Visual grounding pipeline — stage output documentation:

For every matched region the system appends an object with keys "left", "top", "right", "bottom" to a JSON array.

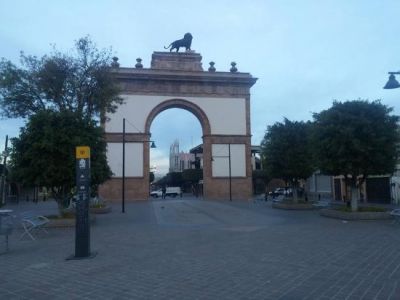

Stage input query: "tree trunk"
[
  {"left": 292, "top": 181, "right": 298, "bottom": 203},
  {"left": 52, "top": 186, "right": 67, "bottom": 214},
  {"left": 350, "top": 184, "right": 359, "bottom": 212}
]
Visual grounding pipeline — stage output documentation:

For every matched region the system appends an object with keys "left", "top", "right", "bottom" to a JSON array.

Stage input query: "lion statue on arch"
[{"left": 164, "top": 33, "right": 193, "bottom": 52}]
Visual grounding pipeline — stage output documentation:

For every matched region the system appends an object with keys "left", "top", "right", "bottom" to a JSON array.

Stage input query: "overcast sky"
[{"left": 1, "top": 0, "right": 400, "bottom": 175}]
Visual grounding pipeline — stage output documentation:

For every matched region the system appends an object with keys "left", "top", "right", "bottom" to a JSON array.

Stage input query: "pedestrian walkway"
[{"left": 0, "top": 198, "right": 399, "bottom": 299}]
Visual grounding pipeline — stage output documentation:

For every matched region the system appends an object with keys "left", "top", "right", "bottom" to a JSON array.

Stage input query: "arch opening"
[
  {"left": 145, "top": 98, "right": 211, "bottom": 136},
  {"left": 148, "top": 102, "right": 206, "bottom": 198}
]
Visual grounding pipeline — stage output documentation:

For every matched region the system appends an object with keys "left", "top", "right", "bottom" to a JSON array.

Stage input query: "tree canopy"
[
  {"left": 182, "top": 169, "right": 203, "bottom": 184},
  {"left": 313, "top": 100, "right": 399, "bottom": 182},
  {"left": 165, "top": 172, "right": 184, "bottom": 187},
  {"left": 313, "top": 100, "right": 399, "bottom": 210},
  {"left": 0, "top": 36, "right": 122, "bottom": 122},
  {"left": 9, "top": 110, "right": 111, "bottom": 205},
  {"left": 1, "top": 36, "right": 122, "bottom": 205},
  {"left": 261, "top": 118, "right": 315, "bottom": 190},
  {"left": 149, "top": 172, "right": 155, "bottom": 184}
]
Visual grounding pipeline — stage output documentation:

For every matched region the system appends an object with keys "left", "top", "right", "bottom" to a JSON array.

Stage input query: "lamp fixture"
[{"left": 383, "top": 72, "right": 400, "bottom": 89}]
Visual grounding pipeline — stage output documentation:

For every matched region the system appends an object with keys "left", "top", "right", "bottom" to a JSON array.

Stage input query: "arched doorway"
[
  {"left": 99, "top": 51, "right": 257, "bottom": 201},
  {"left": 148, "top": 105, "right": 204, "bottom": 196}
]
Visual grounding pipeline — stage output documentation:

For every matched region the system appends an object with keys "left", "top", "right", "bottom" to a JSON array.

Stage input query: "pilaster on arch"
[{"left": 144, "top": 98, "right": 211, "bottom": 135}]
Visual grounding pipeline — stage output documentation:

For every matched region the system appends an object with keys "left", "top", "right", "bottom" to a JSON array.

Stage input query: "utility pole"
[
  {"left": 228, "top": 143, "right": 232, "bottom": 201},
  {"left": 122, "top": 118, "right": 126, "bottom": 213},
  {"left": 1, "top": 135, "right": 8, "bottom": 206}
]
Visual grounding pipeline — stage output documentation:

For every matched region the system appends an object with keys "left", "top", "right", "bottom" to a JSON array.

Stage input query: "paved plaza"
[{"left": 1, "top": 197, "right": 400, "bottom": 299}]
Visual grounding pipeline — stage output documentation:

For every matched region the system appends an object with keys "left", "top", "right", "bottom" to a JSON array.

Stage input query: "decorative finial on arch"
[
  {"left": 111, "top": 57, "right": 120, "bottom": 68},
  {"left": 208, "top": 61, "right": 216, "bottom": 72},
  {"left": 135, "top": 58, "right": 143, "bottom": 69},
  {"left": 230, "top": 62, "right": 237, "bottom": 73}
]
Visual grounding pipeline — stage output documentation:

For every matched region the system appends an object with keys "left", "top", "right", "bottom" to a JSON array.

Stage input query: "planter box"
[
  {"left": 319, "top": 209, "right": 391, "bottom": 220},
  {"left": 89, "top": 206, "right": 112, "bottom": 214},
  {"left": 45, "top": 215, "right": 96, "bottom": 228}
]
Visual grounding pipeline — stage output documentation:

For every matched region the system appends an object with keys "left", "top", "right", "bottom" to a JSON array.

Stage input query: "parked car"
[
  {"left": 150, "top": 190, "right": 163, "bottom": 198},
  {"left": 268, "top": 187, "right": 304, "bottom": 198},
  {"left": 269, "top": 187, "right": 291, "bottom": 197},
  {"left": 150, "top": 187, "right": 182, "bottom": 198}
]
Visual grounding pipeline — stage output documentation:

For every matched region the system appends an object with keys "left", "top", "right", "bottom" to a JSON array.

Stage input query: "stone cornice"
[
  {"left": 111, "top": 68, "right": 257, "bottom": 97},
  {"left": 113, "top": 67, "right": 257, "bottom": 85}
]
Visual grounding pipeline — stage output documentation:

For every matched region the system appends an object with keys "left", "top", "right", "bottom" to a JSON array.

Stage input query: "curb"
[
  {"left": 272, "top": 202, "right": 314, "bottom": 210},
  {"left": 319, "top": 209, "right": 391, "bottom": 220}
]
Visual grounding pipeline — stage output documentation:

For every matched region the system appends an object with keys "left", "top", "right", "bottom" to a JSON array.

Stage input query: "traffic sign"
[{"left": 76, "top": 146, "right": 90, "bottom": 159}]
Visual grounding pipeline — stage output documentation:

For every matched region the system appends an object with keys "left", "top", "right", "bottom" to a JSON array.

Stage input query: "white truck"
[{"left": 150, "top": 187, "right": 182, "bottom": 198}]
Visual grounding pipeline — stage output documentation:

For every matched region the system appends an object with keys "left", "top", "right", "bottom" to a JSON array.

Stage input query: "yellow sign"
[{"left": 76, "top": 146, "right": 90, "bottom": 159}]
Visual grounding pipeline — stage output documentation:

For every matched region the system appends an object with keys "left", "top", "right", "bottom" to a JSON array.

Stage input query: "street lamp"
[
  {"left": 383, "top": 72, "right": 400, "bottom": 89},
  {"left": 383, "top": 72, "right": 400, "bottom": 206},
  {"left": 1, "top": 135, "right": 8, "bottom": 205},
  {"left": 122, "top": 118, "right": 156, "bottom": 213}
]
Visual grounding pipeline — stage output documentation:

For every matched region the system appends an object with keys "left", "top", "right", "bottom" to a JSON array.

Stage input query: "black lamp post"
[
  {"left": 383, "top": 72, "right": 400, "bottom": 89},
  {"left": 1, "top": 135, "right": 8, "bottom": 205},
  {"left": 122, "top": 118, "right": 156, "bottom": 213},
  {"left": 383, "top": 72, "right": 400, "bottom": 206}
]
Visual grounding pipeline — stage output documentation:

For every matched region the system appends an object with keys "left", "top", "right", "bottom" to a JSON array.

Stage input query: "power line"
[{"left": 113, "top": 111, "right": 142, "bottom": 133}]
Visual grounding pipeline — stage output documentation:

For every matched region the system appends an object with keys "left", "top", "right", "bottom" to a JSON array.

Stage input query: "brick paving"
[{"left": 0, "top": 198, "right": 399, "bottom": 299}]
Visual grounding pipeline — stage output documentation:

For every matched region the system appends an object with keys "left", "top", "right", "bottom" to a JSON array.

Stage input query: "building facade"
[{"left": 169, "top": 140, "right": 194, "bottom": 172}]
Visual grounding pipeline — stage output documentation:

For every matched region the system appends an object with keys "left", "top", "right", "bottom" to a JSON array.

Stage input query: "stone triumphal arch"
[{"left": 99, "top": 51, "right": 257, "bottom": 201}]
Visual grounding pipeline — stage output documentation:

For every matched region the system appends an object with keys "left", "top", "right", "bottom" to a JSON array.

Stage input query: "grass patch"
[
  {"left": 282, "top": 197, "right": 310, "bottom": 204},
  {"left": 45, "top": 212, "right": 75, "bottom": 219},
  {"left": 336, "top": 206, "right": 386, "bottom": 213}
]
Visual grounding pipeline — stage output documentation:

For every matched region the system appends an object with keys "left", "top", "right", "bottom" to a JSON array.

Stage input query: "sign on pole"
[{"left": 73, "top": 146, "right": 92, "bottom": 258}]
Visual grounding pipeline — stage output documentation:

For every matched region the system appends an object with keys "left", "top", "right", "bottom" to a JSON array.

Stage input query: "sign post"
[{"left": 70, "top": 146, "right": 95, "bottom": 259}]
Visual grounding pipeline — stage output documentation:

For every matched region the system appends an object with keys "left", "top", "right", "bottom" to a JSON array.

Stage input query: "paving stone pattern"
[{"left": 0, "top": 198, "right": 399, "bottom": 299}]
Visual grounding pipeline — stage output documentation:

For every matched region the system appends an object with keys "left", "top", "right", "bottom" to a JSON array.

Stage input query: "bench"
[
  {"left": 0, "top": 210, "right": 14, "bottom": 252},
  {"left": 20, "top": 212, "right": 50, "bottom": 240},
  {"left": 390, "top": 209, "right": 400, "bottom": 224}
]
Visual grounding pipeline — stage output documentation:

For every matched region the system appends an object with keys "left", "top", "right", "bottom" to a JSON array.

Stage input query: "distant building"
[
  {"left": 189, "top": 144, "right": 203, "bottom": 169},
  {"left": 169, "top": 140, "right": 194, "bottom": 172},
  {"left": 251, "top": 145, "right": 262, "bottom": 170},
  {"left": 305, "top": 167, "right": 400, "bottom": 205},
  {"left": 169, "top": 140, "right": 180, "bottom": 172},
  {"left": 305, "top": 171, "right": 333, "bottom": 201},
  {"left": 332, "top": 168, "right": 400, "bottom": 205}
]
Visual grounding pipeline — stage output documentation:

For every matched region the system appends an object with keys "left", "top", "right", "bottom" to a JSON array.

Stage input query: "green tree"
[
  {"left": 149, "top": 172, "right": 155, "bottom": 184},
  {"left": 261, "top": 118, "right": 314, "bottom": 201},
  {"left": 0, "top": 36, "right": 122, "bottom": 206},
  {"left": 0, "top": 36, "right": 122, "bottom": 122},
  {"left": 313, "top": 100, "right": 399, "bottom": 211},
  {"left": 252, "top": 169, "right": 270, "bottom": 195},
  {"left": 9, "top": 110, "right": 111, "bottom": 208},
  {"left": 166, "top": 172, "right": 184, "bottom": 187},
  {"left": 182, "top": 169, "right": 203, "bottom": 184}
]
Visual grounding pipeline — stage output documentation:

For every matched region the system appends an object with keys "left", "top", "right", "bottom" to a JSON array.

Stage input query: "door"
[{"left": 366, "top": 177, "right": 391, "bottom": 204}]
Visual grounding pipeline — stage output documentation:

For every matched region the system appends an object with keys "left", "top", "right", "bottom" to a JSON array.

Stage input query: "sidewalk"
[{"left": 0, "top": 198, "right": 399, "bottom": 299}]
